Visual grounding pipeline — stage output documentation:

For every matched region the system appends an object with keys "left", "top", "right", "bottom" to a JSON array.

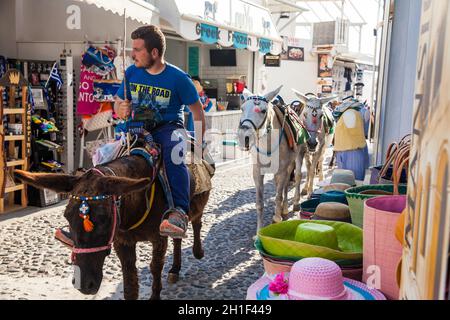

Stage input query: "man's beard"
[{"left": 144, "top": 57, "right": 156, "bottom": 69}]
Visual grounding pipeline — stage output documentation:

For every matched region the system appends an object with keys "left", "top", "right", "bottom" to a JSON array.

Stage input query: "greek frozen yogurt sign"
[{"left": 195, "top": 22, "right": 274, "bottom": 54}]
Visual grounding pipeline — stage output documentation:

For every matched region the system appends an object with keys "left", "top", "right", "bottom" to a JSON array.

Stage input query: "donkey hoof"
[
  {"left": 193, "top": 248, "right": 204, "bottom": 260},
  {"left": 293, "top": 204, "right": 301, "bottom": 212},
  {"left": 167, "top": 273, "right": 179, "bottom": 284},
  {"left": 150, "top": 294, "right": 161, "bottom": 300}
]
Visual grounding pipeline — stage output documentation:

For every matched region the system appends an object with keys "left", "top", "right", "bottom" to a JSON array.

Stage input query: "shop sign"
[
  {"left": 195, "top": 22, "right": 273, "bottom": 53},
  {"left": 232, "top": 32, "right": 250, "bottom": 49},
  {"left": 196, "top": 23, "right": 220, "bottom": 44},
  {"left": 264, "top": 54, "right": 281, "bottom": 67}
]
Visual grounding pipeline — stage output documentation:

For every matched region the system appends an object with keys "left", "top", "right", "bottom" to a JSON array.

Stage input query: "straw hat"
[
  {"left": 322, "top": 183, "right": 352, "bottom": 192},
  {"left": 331, "top": 169, "right": 356, "bottom": 186},
  {"left": 247, "top": 258, "right": 386, "bottom": 300},
  {"left": 320, "top": 190, "right": 348, "bottom": 205},
  {"left": 313, "top": 202, "right": 352, "bottom": 223},
  {"left": 258, "top": 220, "right": 363, "bottom": 261}
]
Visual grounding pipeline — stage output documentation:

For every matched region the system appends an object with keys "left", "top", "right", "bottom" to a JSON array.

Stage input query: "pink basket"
[{"left": 363, "top": 196, "right": 406, "bottom": 300}]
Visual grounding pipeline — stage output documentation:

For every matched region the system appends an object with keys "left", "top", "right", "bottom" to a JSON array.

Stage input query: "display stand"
[{"left": 0, "top": 69, "right": 31, "bottom": 214}]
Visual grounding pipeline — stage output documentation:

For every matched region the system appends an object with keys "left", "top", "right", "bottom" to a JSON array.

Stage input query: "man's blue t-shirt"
[{"left": 117, "top": 63, "right": 199, "bottom": 130}]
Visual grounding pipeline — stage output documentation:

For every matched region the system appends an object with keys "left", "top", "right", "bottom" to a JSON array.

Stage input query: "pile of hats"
[
  {"left": 247, "top": 258, "right": 386, "bottom": 300},
  {"left": 299, "top": 169, "right": 355, "bottom": 223},
  {"left": 255, "top": 219, "right": 364, "bottom": 282}
]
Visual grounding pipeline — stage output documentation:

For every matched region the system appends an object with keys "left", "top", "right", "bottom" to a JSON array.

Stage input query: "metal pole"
[{"left": 369, "top": 0, "right": 383, "bottom": 143}]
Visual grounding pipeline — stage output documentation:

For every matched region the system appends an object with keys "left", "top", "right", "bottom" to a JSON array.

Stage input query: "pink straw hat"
[{"left": 247, "top": 258, "right": 385, "bottom": 300}]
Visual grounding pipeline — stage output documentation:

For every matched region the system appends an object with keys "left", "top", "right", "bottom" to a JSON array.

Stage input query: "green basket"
[
  {"left": 254, "top": 238, "right": 362, "bottom": 267},
  {"left": 344, "top": 184, "right": 408, "bottom": 228},
  {"left": 258, "top": 220, "right": 363, "bottom": 261}
]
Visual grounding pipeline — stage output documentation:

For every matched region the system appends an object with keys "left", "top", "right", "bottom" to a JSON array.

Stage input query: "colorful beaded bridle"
[{"left": 69, "top": 168, "right": 120, "bottom": 259}]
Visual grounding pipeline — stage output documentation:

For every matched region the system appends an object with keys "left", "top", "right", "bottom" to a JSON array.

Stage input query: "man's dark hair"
[{"left": 131, "top": 25, "right": 166, "bottom": 57}]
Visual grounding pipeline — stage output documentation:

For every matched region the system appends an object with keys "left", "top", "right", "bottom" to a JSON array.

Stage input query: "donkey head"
[
  {"left": 292, "top": 89, "right": 336, "bottom": 152},
  {"left": 14, "top": 169, "right": 150, "bottom": 295},
  {"left": 237, "top": 86, "right": 283, "bottom": 151}
]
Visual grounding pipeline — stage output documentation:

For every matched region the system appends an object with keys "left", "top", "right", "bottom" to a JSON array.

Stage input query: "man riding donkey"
[{"left": 113, "top": 25, "right": 206, "bottom": 239}]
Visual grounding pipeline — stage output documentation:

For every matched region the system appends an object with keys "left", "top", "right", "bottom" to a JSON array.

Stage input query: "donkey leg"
[
  {"left": 282, "top": 161, "right": 295, "bottom": 219},
  {"left": 273, "top": 173, "right": 287, "bottom": 224},
  {"left": 191, "top": 192, "right": 208, "bottom": 260},
  {"left": 301, "top": 156, "right": 312, "bottom": 196},
  {"left": 150, "top": 237, "right": 168, "bottom": 300},
  {"left": 317, "top": 154, "right": 325, "bottom": 181},
  {"left": 253, "top": 167, "right": 265, "bottom": 235},
  {"left": 115, "top": 242, "right": 139, "bottom": 300},
  {"left": 168, "top": 238, "right": 182, "bottom": 284},
  {"left": 293, "top": 153, "right": 304, "bottom": 212}
]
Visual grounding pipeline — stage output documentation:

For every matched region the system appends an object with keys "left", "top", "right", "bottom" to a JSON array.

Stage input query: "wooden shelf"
[
  {"left": 5, "top": 184, "right": 25, "bottom": 193},
  {"left": 3, "top": 108, "right": 25, "bottom": 115},
  {"left": 5, "top": 135, "right": 25, "bottom": 141},
  {"left": 0, "top": 204, "right": 25, "bottom": 214},
  {"left": 6, "top": 160, "right": 26, "bottom": 167}
]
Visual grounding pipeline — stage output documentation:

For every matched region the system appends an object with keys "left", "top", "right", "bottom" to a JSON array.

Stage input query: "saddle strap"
[{"left": 127, "top": 183, "right": 156, "bottom": 231}]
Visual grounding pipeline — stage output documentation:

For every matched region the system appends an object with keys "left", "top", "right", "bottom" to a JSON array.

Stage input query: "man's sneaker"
[
  {"left": 159, "top": 208, "right": 188, "bottom": 239},
  {"left": 55, "top": 228, "right": 74, "bottom": 248}
]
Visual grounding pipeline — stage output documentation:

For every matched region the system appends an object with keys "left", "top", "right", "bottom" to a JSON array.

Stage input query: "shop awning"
[
  {"left": 73, "top": 0, "right": 159, "bottom": 25},
  {"left": 159, "top": 0, "right": 283, "bottom": 55}
]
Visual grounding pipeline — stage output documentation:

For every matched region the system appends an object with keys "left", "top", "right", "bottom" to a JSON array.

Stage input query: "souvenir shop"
[{"left": 0, "top": 0, "right": 159, "bottom": 213}]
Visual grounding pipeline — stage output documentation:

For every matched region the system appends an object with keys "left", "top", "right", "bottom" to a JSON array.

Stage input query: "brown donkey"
[{"left": 15, "top": 155, "right": 211, "bottom": 300}]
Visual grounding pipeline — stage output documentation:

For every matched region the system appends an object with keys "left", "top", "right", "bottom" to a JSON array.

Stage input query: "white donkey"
[
  {"left": 237, "top": 86, "right": 301, "bottom": 234},
  {"left": 291, "top": 90, "right": 336, "bottom": 210}
]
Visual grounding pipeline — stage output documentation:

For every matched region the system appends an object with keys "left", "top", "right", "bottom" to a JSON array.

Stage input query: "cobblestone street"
[{"left": 0, "top": 157, "right": 332, "bottom": 300}]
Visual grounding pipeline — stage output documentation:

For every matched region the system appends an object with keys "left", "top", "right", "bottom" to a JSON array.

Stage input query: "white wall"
[{"left": 266, "top": 39, "right": 318, "bottom": 103}]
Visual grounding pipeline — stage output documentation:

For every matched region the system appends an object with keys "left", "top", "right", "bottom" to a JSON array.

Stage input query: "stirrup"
[{"left": 160, "top": 208, "right": 188, "bottom": 239}]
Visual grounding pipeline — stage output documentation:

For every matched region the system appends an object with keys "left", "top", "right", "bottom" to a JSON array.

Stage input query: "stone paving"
[{"left": 0, "top": 156, "right": 333, "bottom": 300}]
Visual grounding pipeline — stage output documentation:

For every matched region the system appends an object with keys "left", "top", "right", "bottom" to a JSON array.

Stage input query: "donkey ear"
[
  {"left": 319, "top": 95, "right": 338, "bottom": 105},
  {"left": 14, "top": 170, "right": 80, "bottom": 193},
  {"left": 240, "top": 88, "right": 253, "bottom": 104},
  {"left": 292, "top": 89, "right": 310, "bottom": 105},
  {"left": 98, "top": 177, "right": 152, "bottom": 196},
  {"left": 264, "top": 85, "right": 283, "bottom": 102}
]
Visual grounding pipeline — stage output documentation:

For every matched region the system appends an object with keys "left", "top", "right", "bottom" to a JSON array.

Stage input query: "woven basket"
[
  {"left": 363, "top": 196, "right": 406, "bottom": 300},
  {"left": 344, "top": 184, "right": 407, "bottom": 228}
]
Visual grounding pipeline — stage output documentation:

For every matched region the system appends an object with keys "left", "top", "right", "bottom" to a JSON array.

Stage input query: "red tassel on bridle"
[{"left": 80, "top": 214, "right": 94, "bottom": 232}]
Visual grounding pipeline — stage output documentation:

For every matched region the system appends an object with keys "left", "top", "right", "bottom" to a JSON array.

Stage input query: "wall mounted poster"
[
  {"left": 318, "top": 54, "right": 332, "bottom": 77},
  {"left": 287, "top": 46, "right": 304, "bottom": 61}
]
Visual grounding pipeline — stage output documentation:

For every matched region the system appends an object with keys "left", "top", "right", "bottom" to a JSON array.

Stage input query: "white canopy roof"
[{"left": 73, "top": 0, "right": 159, "bottom": 25}]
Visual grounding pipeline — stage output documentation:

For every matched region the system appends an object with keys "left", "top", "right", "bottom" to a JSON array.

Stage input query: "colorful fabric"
[
  {"left": 81, "top": 46, "right": 116, "bottom": 76},
  {"left": 336, "top": 146, "right": 369, "bottom": 181},
  {"left": 117, "top": 64, "right": 199, "bottom": 131}
]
